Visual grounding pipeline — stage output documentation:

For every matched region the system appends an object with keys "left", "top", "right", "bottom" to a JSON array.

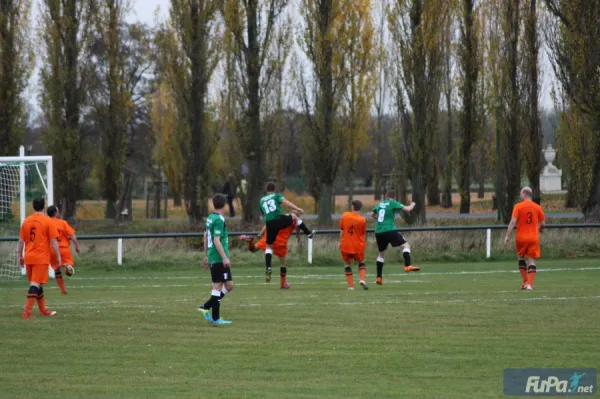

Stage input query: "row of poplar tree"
[{"left": 0, "top": 0, "right": 598, "bottom": 225}]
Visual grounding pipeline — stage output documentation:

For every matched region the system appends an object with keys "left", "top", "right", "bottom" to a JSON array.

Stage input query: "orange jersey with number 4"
[
  {"left": 339, "top": 212, "right": 366, "bottom": 254},
  {"left": 52, "top": 219, "right": 75, "bottom": 250},
  {"left": 19, "top": 214, "right": 59, "bottom": 265},
  {"left": 512, "top": 200, "right": 545, "bottom": 242}
]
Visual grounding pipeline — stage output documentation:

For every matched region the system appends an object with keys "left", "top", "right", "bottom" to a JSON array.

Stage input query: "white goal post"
[{"left": 0, "top": 146, "right": 54, "bottom": 279}]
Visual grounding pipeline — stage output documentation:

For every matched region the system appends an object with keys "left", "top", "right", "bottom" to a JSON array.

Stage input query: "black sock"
[
  {"left": 376, "top": 260, "right": 384, "bottom": 278},
  {"left": 202, "top": 290, "right": 221, "bottom": 310},
  {"left": 265, "top": 253, "right": 272, "bottom": 270},
  {"left": 403, "top": 251, "right": 411, "bottom": 266},
  {"left": 280, "top": 267, "right": 287, "bottom": 278},
  {"left": 211, "top": 296, "right": 220, "bottom": 321},
  {"left": 27, "top": 285, "right": 39, "bottom": 299},
  {"left": 298, "top": 221, "right": 311, "bottom": 235}
]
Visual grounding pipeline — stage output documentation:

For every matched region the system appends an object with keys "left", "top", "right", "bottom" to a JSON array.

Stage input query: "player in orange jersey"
[
  {"left": 17, "top": 198, "right": 61, "bottom": 318},
  {"left": 240, "top": 211, "right": 301, "bottom": 289},
  {"left": 339, "top": 200, "right": 368, "bottom": 290},
  {"left": 504, "top": 187, "right": 546, "bottom": 291},
  {"left": 47, "top": 205, "right": 81, "bottom": 294}
]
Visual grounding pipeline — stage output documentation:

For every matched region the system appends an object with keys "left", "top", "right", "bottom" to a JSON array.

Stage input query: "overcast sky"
[{"left": 28, "top": 0, "right": 555, "bottom": 116}]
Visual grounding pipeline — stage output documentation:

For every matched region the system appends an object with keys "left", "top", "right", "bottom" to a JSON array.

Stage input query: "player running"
[
  {"left": 260, "top": 182, "right": 313, "bottom": 282},
  {"left": 199, "top": 194, "right": 234, "bottom": 326},
  {"left": 47, "top": 205, "right": 81, "bottom": 294},
  {"left": 240, "top": 211, "right": 301, "bottom": 289},
  {"left": 18, "top": 198, "right": 61, "bottom": 318},
  {"left": 340, "top": 200, "right": 368, "bottom": 290},
  {"left": 504, "top": 187, "right": 545, "bottom": 291},
  {"left": 372, "top": 190, "right": 420, "bottom": 285}
]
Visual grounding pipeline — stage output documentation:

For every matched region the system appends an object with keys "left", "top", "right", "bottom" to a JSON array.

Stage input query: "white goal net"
[{"left": 0, "top": 147, "right": 54, "bottom": 280}]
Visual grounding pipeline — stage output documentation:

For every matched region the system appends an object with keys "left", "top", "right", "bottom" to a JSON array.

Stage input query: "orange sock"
[
  {"left": 55, "top": 272, "right": 67, "bottom": 294},
  {"left": 36, "top": 288, "right": 47, "bottom": 312},
  {"left": 527, "top": 266, "right": 537, "bottom": 286},
  {"left": 25, "top": 287, "right": 38, "bottom": 313},
  {"left": 518, "top": 260, "right": 527, "bottom": 283},
  {"left": 359, "top": 264, "right": 366, "bottom": 281},
  {"left": 345, "top": 266, "right": 353, "bottom": 288},
  {"left": 280, "top": 267, "right": 287, "bottom": 287}
]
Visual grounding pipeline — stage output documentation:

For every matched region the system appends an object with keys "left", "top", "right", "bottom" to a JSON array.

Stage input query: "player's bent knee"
[{"left": 225, "top": 281, "right": 234, "bottom": 291}]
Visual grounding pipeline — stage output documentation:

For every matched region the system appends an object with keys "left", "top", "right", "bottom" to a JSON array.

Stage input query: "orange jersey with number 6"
[
  {"left": 19, "top": 214, "right": 59, "bottom": 265},
  {"left": 339, "top": 212, "right": 366, "bottom": 254}
]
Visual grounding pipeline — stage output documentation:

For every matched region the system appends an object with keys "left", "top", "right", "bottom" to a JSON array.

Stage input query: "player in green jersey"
[
  {"left": 198, "top": 194, "right": 233, "bottom": 326},
  {"left": 260, "top": 182, "right": 314, "bottom": 282},
  {"left": 372, "top": 190, "right": 420, "bottom": 285}
]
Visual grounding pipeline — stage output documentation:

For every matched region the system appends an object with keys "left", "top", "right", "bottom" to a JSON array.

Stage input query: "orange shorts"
[
  {"left": 341, "top": 251, "right": 365, "bottom": 263},
  {"left": 516, "top": 239, "right": 540, "bottom": 259},
  {"left": 50, "top": 251, "right": 74, "bottom": 270},
  {"left": 255, "top": 240, "right": 288, "bottom": 258},
  {"left": 26, "top": 264, "right": 49, "bottom": 284}
]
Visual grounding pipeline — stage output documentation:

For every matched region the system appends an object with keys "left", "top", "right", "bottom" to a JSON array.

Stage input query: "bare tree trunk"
[
  {"left": 318, "top": 183, "right": 333, "bottom": 227},
  {"left": 524, "top": 0, "right": 542, "bottom": 205},
  {"left": 117, "top": 169, "right": 135, "bottom": 222},
  {"left": 373, "top": 129, "right": 382, "bottom": 200}
]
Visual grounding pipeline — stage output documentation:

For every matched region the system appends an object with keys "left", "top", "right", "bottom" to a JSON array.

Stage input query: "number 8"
[{"left": 377, "top": 209, "right": 385, "bottom": 222}]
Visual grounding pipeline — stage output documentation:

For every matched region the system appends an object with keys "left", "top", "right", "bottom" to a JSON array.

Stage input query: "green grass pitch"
[{"left": 1, "top": 260, "right": 599, "bottom": 398}]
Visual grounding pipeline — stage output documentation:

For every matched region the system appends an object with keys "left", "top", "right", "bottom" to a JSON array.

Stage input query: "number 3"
[{"left": 526, "top": 212, "right": 533, "bottom": 224}]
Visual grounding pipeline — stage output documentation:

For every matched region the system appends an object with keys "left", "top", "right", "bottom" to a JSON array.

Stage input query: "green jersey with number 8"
[
  {"left": 373, "top": 200, "right": 404, "bottom": 233},
  {"left": 206, "top": 213, "right": 229, "bottom": 264},
  {"left": 260, "top": 193, "right": 284, "bottom": 222}
]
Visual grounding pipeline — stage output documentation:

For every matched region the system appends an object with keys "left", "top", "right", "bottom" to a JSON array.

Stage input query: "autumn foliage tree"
[
  {"left": 156, "top": 0, "right": 221, "bottom": 223},
  {"left": 388, "top": 0, "right": 449, "bottom": 224},
  {"left": 221, "top": 0, "right": 290, "bottom": 223},
  {"left": 39, "top": 0, "right": 95, "bottom": 220},
  {"left": 0, "top": 0, "right": 33, "bottom": 156},
  {"left": 545, "top": 0, "right": 600, "bottom": 221},
  {"left": 339, "top": 0, "right": 376, "bottom": 208}
]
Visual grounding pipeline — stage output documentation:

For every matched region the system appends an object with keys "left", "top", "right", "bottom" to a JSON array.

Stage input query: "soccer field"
[{"left": 1, "top": 260, "right": 599, "bottom": 398}]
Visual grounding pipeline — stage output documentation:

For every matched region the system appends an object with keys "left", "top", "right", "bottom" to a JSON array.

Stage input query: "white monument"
[{"left": 540, "top": 144, "right": 562, "bottom": 193}]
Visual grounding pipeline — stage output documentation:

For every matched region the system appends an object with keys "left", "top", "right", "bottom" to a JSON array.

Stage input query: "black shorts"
[
  {"left": 265, "top": 215, "right": 294, "bottom": 245},
  {"left": 375, "top": 231, "right": 407, "bottom": 252},
  {"left": 210, "top": 262, "right": 233, "bottom": 283}
]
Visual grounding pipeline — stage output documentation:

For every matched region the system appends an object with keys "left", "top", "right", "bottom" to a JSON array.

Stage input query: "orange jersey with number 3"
[
  {"left": 339, "top": 212, "right": 367, "bottom": 254},
  {"left": 19, "top": 213, "right": 59, "bottom": 265},
  {"left": 512, "top": 200, "right": 545, "bottom": 259},
  {"left": 513, "top": 200, "right": 545, "bottom": 242}
]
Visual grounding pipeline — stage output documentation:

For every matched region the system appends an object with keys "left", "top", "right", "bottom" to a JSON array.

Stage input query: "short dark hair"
[
  {"left": 47, "top": 205, "right": 59, "bottom": 218},
  {"left": 265, "top": 181, "right": 277, "bottom": 193},
  {"left": 351, "top": 200, "right": 362, "bottom": 211},
  {"left": 386, "top": 190, "right": 396, "bottom": 199},
  {"left": 32, "top": 197, "right": 45, "bottom": 212},
  {"left": 212, "top": 193, "right": 227, "bottom": 210}
]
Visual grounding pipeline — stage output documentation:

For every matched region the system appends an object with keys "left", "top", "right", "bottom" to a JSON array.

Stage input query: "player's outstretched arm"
[
  {"left": 281, "top": 198, "right": 304, "bottom": 214},
  {"left": 504, "top": 217, "right": 518, "bottom": 245},
  {"left": 370, "top": 211, "right": 377, "bottom": 220},
  {"left": 402, "top": 202, "right": 416, "bottom": 213},
  {"left": 17, "top": 239, "right": 25, "bottom": 266},
  {"left": 258, "top": 226, "right": 266, "bottom": 238},
  {"left": 69, "top": 234, "right": 81, "bottom": 254}
]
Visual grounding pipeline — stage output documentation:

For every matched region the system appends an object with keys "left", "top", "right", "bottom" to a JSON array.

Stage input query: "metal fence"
[{"left": 3, "top": 223, "right": 600, "bottom": 265}]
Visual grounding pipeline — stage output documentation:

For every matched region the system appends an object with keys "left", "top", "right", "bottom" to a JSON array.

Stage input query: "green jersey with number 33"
[
  {"left": 260, "top": 193, "right": 284, "bottom": 222},
  {"left": 206, "top": 213, "right": 229, "bottom": 264},
  {"left": 373, "top": 200, "right": 404, "bottom": 233}
]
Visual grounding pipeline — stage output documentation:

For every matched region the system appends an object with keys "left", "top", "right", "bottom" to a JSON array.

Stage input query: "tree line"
[{"left": 0, "top": 0, "right": 598, "bottom": 225}]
